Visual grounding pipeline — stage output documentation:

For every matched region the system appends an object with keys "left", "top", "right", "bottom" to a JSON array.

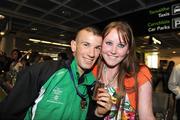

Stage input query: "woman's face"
[{"left": 102, "top": 28, "right": 129, "bottom": 68}]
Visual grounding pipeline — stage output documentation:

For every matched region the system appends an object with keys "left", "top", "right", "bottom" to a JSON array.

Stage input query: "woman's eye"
[
  {"left": 117, "top": 44, "right": 125, "bottom": 48},
  {"left": 106, "top": 42, "right": 112, "bottom": 45}
]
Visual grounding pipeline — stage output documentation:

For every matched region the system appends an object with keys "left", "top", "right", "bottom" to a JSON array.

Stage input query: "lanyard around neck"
[{"left": 65, "top": 62, "right": 86, "bottom": 100}]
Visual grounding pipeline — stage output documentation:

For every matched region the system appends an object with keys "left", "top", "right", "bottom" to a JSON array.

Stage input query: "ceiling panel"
[
  {"left": 89, "top": 7, "right": 116, "bottom": 20},
  {"left": 66, "top": 0, "right": 100, "bottom": 12},
  {"left": 18, "top": 6, "right": 44, "bottom": 17},
  {"left": 25, "top": 0, "right": 58, "bottom": 11},
  {"left": 53, "top": 6, "right": 80, "bottom": 19},
  {"left": 43, "top": 14, "right": 65, "bottom": 23},
  {"left": 73, "top": 15, "right": 97, "bottom": 25},
  {"left": 108, "top": 0, "right": 141, "bottom": 14},
  {"left": 0, "top": 1, "right": 18, "bottom": 10}
]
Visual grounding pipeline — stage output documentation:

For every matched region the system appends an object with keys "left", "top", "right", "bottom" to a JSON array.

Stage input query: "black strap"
[{"left": 65, "top": 62, "right": 87, "bottom": 100}]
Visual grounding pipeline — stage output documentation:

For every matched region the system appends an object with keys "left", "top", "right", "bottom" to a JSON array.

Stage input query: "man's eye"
[
  {"left": 117, "top": 44, "right": 125, "bottom": 48},
  {"left": 83, "top": 43, "right": 89, "bottom": 47},
  {"left": 95, "top": 46, "right": 101, "bottom": 50}
]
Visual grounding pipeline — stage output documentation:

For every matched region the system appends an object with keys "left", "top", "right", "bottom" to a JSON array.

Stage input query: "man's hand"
[{"left": 14, "top": 62, "right": 23, "bottom": 72}]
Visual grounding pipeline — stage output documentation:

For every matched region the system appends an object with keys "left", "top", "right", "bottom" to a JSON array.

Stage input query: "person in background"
[
  {"left": 3, "top": 49, "right": 24, "bottom": 92},
  {"left": 0, "top": 51, "right": 10, "bottom": 91},
  {"left": 168, "top": 64, "right": 180, "bottom": 120},
  {"left": 0, "top": 26, "right": 112, "bottom": 120},
  {"left": 28, "top": 51, "right": 42, "bottom": 65},
  {"left": 89, "top": 21, "right": 155, "bottom": 120},
  {"left": 41, "top": 55, "right": 53, "bottom": 61},
  {"left": 10, "top": 49, "right": 22, "bottom": 60},
  {"left": 163, "top": 61, "right": 175, "bottom": 93},
  {"left": 0, "top": 50, "right": 10, "bottom": 73},
  {"left": 9, "top": 49, "right": 22, "bottom": 70},
  {"left": 58, "top": 52, "right": 68, "bottom": 61}
]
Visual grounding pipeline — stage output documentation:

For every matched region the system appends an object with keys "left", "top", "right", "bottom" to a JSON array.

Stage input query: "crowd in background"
[{"left": 0, "top": 49, "right": 68, "bottom": 94}]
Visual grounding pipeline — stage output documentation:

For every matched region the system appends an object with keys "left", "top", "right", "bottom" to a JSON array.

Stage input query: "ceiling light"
[
  {"left": 31, "top": 27, "right": 38, "bottom": 31},
  {"left": 0, "top": 32, "right": 5, "bottom": 36},
  {"left": 51, "top": 42, "right": 70, "bottom": 47},
  {"left": 41, "top": 40, "right": 51, "bottom": 44},
  {"left": 0, "top": 14, "right": 5, "bottom": 20},
  {"left": 152, "top": 37, "right": 161, "bottom": 45},
  {"left": 61, "top": 10, "right": 71, "bottom": 17},
  {"left": 144, "top": 36, "right": 150, "bottom": 39},
  {"left": 25, "top": 43, "right": 30, "bottom": 46},
  {"left": 29, "top": 38, "right": 70, "bottom": 47},
  {"left": 177, "top": 32, "right": 180, "bottom": 35},
  {"left": 140, "top": 45, "right": 146, "bottom": 48},
  {"left": 172, "top": 51, "right": 176, "bottom": 54},
  {"left": 59, "top": 34, "right": 64, "bottom": 37},
  {"left": 29, "top": 38, "right": 40, "bottom": 43}
]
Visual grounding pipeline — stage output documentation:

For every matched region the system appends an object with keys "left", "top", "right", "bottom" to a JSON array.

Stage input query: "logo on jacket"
[{"left": 47, "top": 87, "right": 63, "bottom": 104}]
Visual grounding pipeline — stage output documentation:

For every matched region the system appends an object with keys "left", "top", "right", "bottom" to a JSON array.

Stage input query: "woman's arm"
[{"left": 138, "top": 81, "right": 155, "bottom": 120}]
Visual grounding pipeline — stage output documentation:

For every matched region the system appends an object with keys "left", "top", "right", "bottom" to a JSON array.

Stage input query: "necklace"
[{"left": 102, "top": 65, "right": 119, "bottom": 87}]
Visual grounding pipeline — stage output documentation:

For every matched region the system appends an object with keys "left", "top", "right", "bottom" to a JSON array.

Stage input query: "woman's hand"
[{"left": 95, "top": 88, "right": 112, "bottom": 117}]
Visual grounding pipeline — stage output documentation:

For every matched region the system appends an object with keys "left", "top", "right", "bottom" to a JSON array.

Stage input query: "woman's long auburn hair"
[{"left": 97, "top": 21, "right": 140, "bottom": 97}]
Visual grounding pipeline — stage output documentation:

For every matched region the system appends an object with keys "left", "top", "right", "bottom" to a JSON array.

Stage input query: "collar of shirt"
[{"left": 70, "top": 58, "right": 96, "bottom": 86}]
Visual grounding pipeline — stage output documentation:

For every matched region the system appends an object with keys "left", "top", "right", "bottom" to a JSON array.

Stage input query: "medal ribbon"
[{"left": 65, "top": 62, "right": 87, "bottom": 109}]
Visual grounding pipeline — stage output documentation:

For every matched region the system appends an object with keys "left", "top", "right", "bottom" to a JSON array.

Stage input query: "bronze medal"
[{"left": 80, "top": 99, "right": 87, "bottom": 109}]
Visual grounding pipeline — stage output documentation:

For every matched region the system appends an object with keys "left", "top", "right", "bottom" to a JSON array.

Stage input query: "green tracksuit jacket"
[{"left": 24, "top": 59, "right": 96, "bottom": 120}]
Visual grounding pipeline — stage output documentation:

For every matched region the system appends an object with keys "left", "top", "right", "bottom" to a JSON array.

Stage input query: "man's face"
[
  {"left": 11, "top": 51, "right": 19, "bottom": 60},
  {"left": 71, "top": 29, "right": 102, "bottom": 75}
]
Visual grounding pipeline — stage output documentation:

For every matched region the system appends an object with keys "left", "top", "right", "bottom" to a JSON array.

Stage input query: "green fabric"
[{"left": 25, "top": 59, "right": 96, "bottom": 120}]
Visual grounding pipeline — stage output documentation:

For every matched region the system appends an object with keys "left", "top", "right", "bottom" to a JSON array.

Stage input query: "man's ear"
[{"left": 71, "top": 40, "right": 76, "bottom": 52}]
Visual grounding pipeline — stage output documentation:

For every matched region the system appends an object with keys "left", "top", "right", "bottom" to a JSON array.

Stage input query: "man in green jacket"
[{"left": 0, "top": 26, "right": 112, "bottom": 120}]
